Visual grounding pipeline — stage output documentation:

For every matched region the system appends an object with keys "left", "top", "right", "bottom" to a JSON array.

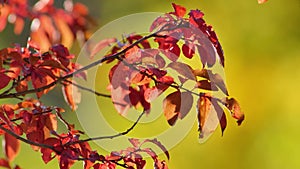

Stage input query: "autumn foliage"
[{"left": 0, "top": 1, "right": 249, "bottom": 169}]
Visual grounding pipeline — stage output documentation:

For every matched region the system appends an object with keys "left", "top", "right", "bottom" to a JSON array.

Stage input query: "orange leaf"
[
  {"left": 45, "top": 114, "right": 57, "bottom": 131},
  {"left": 13, "top": 17, "right": 24, "bottom": 35},
  {"left": 54, "top": 15, "right": 74, "bottom": 49},
  {"left": 15, "top": 80, "right": 28, "bottom": 93},
  {"left": 197, "top": 93, "right": 227, "bottom": 142},
  {"left": 163, "top": 91, "right": 181, "bottom": 126},
  {"left": 226, "top": 98, "right": 244, "bottom": 125},
  {"left": 197, "top": 93, "right": 211, "bottom": 133},
  {"left": 4, "top": 133, "right": 20, "bottom": 162},
  {"left": 62, "top": 81, "right": 81, "bottom": 111},
  {"left": 258, "top": 0, "right": 268, "bottom": 4}
]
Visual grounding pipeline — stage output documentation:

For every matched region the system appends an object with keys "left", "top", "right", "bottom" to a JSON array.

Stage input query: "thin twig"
[
  {"left": 0, "top": 24, "right": 175, "bottom": 100},
  {"left": 62, "top": 79, "right": 111, "bottom": 98},
  {"left": 66, "top": 110, "right": 146, "bottom": 145}
]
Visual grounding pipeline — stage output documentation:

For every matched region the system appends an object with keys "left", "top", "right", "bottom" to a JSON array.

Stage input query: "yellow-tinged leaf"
[{"left": 226, "top": 98, "right": 244, "bottom": 125}]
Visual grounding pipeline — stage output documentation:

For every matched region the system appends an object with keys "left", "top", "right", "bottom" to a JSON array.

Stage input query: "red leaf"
[
  {"left": 90, "top": 38, "right": 117, "bottom": 59},
  {"left": 162, "top": 43, "right": 180, "bottom": 62},
  {"left": 39, "top": 59, "right": 68, "bottom": 71},
  {"left": 7, "top": 61, "right": 22, "bottom": 79},
  {"left": 163, "top": 91, "right": 181, "bottom": 126},
  {"left": 14, "top": 165, "right": 21, "bottom": 169},
  {"left": 167, "top": 62, "right": 195, "bottom": 80},
  {"left": 41, "top": 138, "right": 60, "bottom": 164},
  {"left": 0, "top": 158, "right": 11, "bottom": 169},
  {"left": 31, "top": 69, "right": 55, "bottom": 98},
  {"left": 182, "top": 42, "right": 195, "bottom": 59},
  {"left": 154, "top": 160, "right": 168, "bottom": 169},
  {"left": 0, "top": 72, "right": 11, "bottom": 90},
  {"left": 196, "top": 80, "right": 218, "bottom": 91},
  {"left": 26, "top": 130, "right": 45, "bottom": 150},
  {"left": 62, "top": 81, "right": 81, "bottom": 111},
  {"left": 171, "top": 3, "right": 186, "bottom": 17},
  {"left": 4, "top": 133, "right": 20, "bottom": 162}
]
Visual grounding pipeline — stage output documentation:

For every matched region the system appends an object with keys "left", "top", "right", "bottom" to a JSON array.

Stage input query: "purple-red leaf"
[{"left": 167, "top": 62, "right": 195, "bottom": 80}]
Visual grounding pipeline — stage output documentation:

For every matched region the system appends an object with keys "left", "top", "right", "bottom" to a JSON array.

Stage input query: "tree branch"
[
  {"left": 0, "top": 24, "right": 179, "bottom": 100},
  {"left": 0, "top": 124, "right": 55, "bottom": 150},
  {"left": 66, "top": 110, "right": 146, "bottom": 146}
]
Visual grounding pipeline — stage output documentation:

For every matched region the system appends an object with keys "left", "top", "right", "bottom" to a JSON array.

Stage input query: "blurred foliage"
[{"left": 0, "top": 0, "right": 300, "bottom": 168}]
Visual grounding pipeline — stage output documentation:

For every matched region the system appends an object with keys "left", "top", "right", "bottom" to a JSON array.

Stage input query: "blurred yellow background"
[{"left": 1, "top": 0, "right": 300, "bottom": 169}]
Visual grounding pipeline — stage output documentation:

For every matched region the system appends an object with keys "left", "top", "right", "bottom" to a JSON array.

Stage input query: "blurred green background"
[{"left": 1, "top": 0, "right": 300, "bottom": 168}]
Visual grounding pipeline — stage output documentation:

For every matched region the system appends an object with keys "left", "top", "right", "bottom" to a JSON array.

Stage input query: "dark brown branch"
[
  {"left": 66, "top": 110, "right": 146, "bottom": 146},
  {"left": 62, "top": 79, "right": 111, "bottom": 98}
]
